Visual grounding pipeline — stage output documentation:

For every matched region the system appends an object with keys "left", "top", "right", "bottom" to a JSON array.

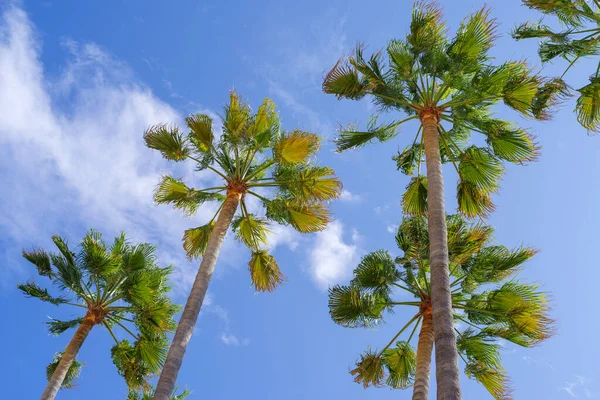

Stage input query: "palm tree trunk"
[
  {"left": 412, "top": 310, "right": 434, "bottom": 400},
  {"left": 41, "top": 318, "right": 93, "bottom": 400},
  {"left": 153, "top": 193, "right": 241, "bottom": 400},
  {"left": 421, "top": 115, "right": 461, "bottom": 400}
]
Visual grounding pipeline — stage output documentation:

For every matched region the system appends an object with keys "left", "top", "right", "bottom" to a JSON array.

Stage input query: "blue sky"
[{"left": 0, "top": 0, "right": 598, "bottom": 398}]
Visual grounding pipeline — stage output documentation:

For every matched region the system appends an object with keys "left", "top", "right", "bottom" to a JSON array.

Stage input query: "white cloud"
[
  {"left": 374, "top": 205, "right": 390, "bottom": 215},
  {"left": 339, "top": 189, "right": 363, "bottom": 203},
  {"left": 0, "top": 6, "right": 225, "bottom": 292},
  {"left": 387, "top": 224, "right": 399, "bottom": 234},
  {"left": 308, "top": 220, "right": 361, "bottom": 289}
]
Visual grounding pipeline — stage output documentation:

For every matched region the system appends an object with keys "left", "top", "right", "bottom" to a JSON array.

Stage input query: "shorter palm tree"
[
  {"left": 329, "top": 215, "right": 553, "bottom": 400},
  {"left": 18, "top": 231, "right": 179, "bottom": 400},
  {"left": 513, "top": 0, "right": 598, "bottom": 132}
]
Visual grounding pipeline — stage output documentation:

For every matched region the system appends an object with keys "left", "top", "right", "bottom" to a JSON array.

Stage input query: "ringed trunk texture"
[
  {"left": 421, "top": 115, "right": 461, "bottom": 400},
  {"left": 153, "top": 194, "right": 240, "bottom": 400},
  {"left": 41, "top": 317, "right": 93, "bottom": 400},
  {"left": 412, "top": 310, "right": 434, "bottom": 400}
]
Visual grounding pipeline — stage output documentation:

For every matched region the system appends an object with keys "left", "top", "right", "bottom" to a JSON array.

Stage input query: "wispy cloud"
[
  {"left": 561, "top": 375, "right": 595, "bottom": 398},
  {"left": 0, "top": 6, "right": 229, "bottom": 292}
]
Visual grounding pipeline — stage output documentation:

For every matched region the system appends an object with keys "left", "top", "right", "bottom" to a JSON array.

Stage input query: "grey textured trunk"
[
  {"left": 422, "top": 115, "right": 461, "bottom": 400},
  {"left": 412, "top": 310, "right": 434, "bottom": 400},
  {"left": 41, "top": 318, "right": 93, "bottom": 400},
  {"left": 153, "top": 194, "right": 240, "bottom": 400}
]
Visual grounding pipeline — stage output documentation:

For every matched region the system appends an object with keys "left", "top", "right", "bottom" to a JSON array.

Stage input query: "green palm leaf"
[
  {"left": 22, "top": 249, "right": 52, "bottom": 277},
  {"left": 265, "top": 199, "right": 330, "bottom": 233},
  {"left": 232, "top": 214, "right": 270, "bottom": 250},
  {"left": 248, "top": 250, "right": 284, "bottom": 292},
  {"left": 351, "top": 250, "right": 401, "bottom": 295},
  {"left": 274, "top": 130, "right": 320, "bottom": 165},
  {"left": 328, "top": 285, "right": 387, "bottom": 328},
  {"left": 144, "top": 124, "right": 189, "bottom": 161},
  {"left": 182, "top": 223, "right": 215, "bottom": 259},
  {"left": 350, "top": 350, "right": 385, "bottom": 388},
  {"left": 185, "top": 114, "right": 213, "bottom": 152},
  {"left": 382, "top": 341, "right": 416, "bottom": 389},
  {"left": 18, "top": 281, "right": 70, "bottom": 305},
  {"left": 275, "top": 165, "right": 342, "bottom": 202},
  {"left": 47, "top": 317, "right": 84, "bottom": 336},
  {"left": 154, "top": 176, "right": 223, "bottom": 216},
  {"left": 401, "top": 175, "right": 428, "bottom": 216}
]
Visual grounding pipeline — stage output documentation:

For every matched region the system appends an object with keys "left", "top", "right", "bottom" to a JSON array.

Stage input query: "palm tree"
[
  {"left": 329, "top": 215, "right": 553, "bottom": 400},
  {"left": 128, "top": 388, "right": 190, "bottom": 400},
  {"left": 18, "top": 231, "right": 178, "bottom": 400},
  {"left": 322, "top": 3, "right": 560, "bottom": 398},
  {"left": 513, "top": 0, "right": 600, "bottom": 132},
  {"left": 144, "top": 92, "right": 342, "bottom": 399}
]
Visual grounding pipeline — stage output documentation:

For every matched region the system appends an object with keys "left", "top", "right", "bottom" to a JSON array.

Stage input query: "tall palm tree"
[
  {"left": 18, "top": 231, "right": 178, "bottom": 400},
  {"left": 144, "top": 92, "right": 342, "bottom": 399},
  {"left": 329, "top": 215, "right": 553, "bottom": 400},
  {"left": 513, "top": 0, "right": 600, "bottom": 132},
  {"left": 322, "top": 4, "right": 560, "bottom": 398}
]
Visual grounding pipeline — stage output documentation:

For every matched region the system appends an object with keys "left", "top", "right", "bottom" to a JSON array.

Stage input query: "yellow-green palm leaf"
[
  {"left": 182, "top": 222, "right": 215, "bottom": 259},
  {"left": 248, "top": 250, "right": 284, "bottom": 292},
  {"left": 274, "top": 131, "right": 320, "bottom": 165}
]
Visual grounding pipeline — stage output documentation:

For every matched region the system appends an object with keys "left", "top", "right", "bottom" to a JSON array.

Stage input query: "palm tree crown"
[
  {"left": 329, "top": 215, "right": 554, "bottom": 399},
  {"left": 19, "top": 231, "right": 178, "bottom": 393},
  {"left": 513, "top": 0, "right": 600, "bottom": 132},
  {"left": 145, "top": 92, "right": 342, "bottom": 291},
  {"left": 323, "top": 2, "right": 562, "bottom": 217}
]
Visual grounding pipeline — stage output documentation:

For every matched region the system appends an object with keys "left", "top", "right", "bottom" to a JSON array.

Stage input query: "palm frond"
[
  {"left": 401, "top": 175, "right": 428, "bottom": 216},
  {"left": 350, "top": 350, "right": 386, "bottom": 388},
  {"left": 182, "top": 223, "right": 215, "bottom": 259},
  {"left": 274, "top": 131, "right": 321, "bottom": 165},
  {"left": 328, "top": 285, "right": 387, "bottom": 328},
  {"left": 22, "top": 248, "right": 53, "bottom": 277},
  {"left": 223, "top": 92, "right": 251, "bottom": 141},
  {"left": 144, "top": 124, "right": 189, "bottom": 161},
  {"left": 448, "top": 7, "right": 498, "bottom": 70},
  {"left": 351, "top": 250, "right": 401, "bottom": 295},
  {"left": 335, "top": 118, "right": 400, "bottom": 152},
  {"left": 322, "top": 58, "right": 367, "bottom": 100},
  {"left": 247, "top": 98, "right": 278, "bottom": 139},
  {"left": 576, "top": 76, "right": 600, "bottom": 133},
  {"left": 393, "top": 143, "right": 421, "bottom": 175},
  {"left": 458, "top": 146, "right": 503, "bottom": 193},
  {"left": 185, "top": 114, "right": 213, "bottom": 152},
  {"left": 382, "top": 341, "right": 416, "bottom": 389},
  {"left": 46, "top": 352, "right": 83, "bottom": 390},
  {"left": 232, "top": 214, "right": 270, "bottom": 250},
  {"left": 78, "top": 230, "right": 120, "bottom": 279},
  {"left": 18, "top": 281, "right": 70, "bottom": 305},
  {"left": 154, "top": 176, "right": 224, "bottom": 216},
  {"left": 408, "top": 1, "right": 447, "bottom": 54},
  {"left": 265, "top": 199, "right": 330, "bottom": 233},
  {"left": 47, "top": 317, "right": 84, "bottom": 336},
  {"left": 248, "top": 250, "right": 284, "bottom": 292},
  {"left": 274, "top": 165, "right": 342, "bottom": 202}
]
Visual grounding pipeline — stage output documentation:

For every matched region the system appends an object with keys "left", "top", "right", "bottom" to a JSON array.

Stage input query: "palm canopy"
[
  {"left": 145, "top": 92, "right": 342, "bottom": 291},
  {"left": 514, "top": 0, "right": 600, "bottom": 133},
  {"left": 328, "top": 215, "right": 553, "bottom": 399},
  {"left": 323, "top": 2, "right": 564, "bottom": 217},
  {"left": 127, "top": 387, "right": 190, "bottom": 400},
  {"left": 19, "top": 231, "right": 178, "bottom": 392}
]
